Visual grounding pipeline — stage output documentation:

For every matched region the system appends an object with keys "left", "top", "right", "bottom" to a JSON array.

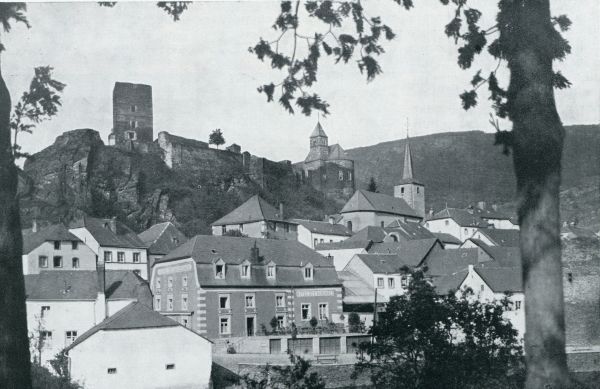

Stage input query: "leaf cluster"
[
  {"left": 208, "top": 128, "right": 226, "bottom": 147},
  {"left": 241, "top": 354, "right": 325, "bottom": 389},
  {"left": 354, "top": 269, "right": 523, "bottom": 389}
]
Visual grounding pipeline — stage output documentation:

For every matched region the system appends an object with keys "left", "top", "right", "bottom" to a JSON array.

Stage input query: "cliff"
[{"left": 19, "top": 129, "right": 339, "bottom": 235}]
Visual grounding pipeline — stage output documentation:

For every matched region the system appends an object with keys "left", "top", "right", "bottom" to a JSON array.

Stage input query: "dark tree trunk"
[
  {"left": 504, "top": 1, "right": 571, "bottom": 387},
  {"left": 0, "top": 65, "right": 32, "bottom": 387}
]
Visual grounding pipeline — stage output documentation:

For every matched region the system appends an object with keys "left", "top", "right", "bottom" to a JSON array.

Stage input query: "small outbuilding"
[{"left": 66, "top": 302, "right": 212, "bottom": 389}]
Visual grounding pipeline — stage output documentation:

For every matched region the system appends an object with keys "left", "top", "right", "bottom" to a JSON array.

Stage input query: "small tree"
[
  {"left": 209, "top": 128, "right": 225, "bottom": 149},
  {"left": 348, "top": 312, "right": 361, "bottom": 333},
  {"left": 270, "top": 316, "right": 279, "bottom": 333},
  {"left": 367, "top": 177, "right": 378, "bottom": 193},
  {"left": 309, "top": 316, "right": 318, "bottom": 332},
  {"left": 354, "top": 270, "right": 523, "bottom": 389},
  {"left": 242, "top": 353, "right": 325, "bottom": 389}
]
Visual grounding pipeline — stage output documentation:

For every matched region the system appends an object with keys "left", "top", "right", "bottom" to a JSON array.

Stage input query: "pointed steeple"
[
  {"left": 310, "top": 121, "right": 328, "bottom": 138},
  {"left": 402, "top": 130, "right": 414, "bottom": 180}
]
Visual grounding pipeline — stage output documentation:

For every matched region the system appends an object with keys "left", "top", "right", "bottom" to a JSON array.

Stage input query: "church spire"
[{"left": 402, "top": 120, "right": 414, "bottom": 180}]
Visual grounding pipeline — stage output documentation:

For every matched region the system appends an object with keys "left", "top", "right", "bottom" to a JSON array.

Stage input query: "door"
[
  {"left": 319, "top": 337, "right": 341, "bottom": 355},
  {"left": 246, "top": 317, "right": 255, "bottom": 336}
]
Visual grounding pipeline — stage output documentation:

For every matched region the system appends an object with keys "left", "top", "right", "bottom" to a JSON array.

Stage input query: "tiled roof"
[
  {"left": 69, "top": 216, "right": 146, "bottom": 249},
  {"left": 22, "top": 224, "right": 82, "bottom": 254},
  {"left": 385, "top": 220, "right": 436, "bottom": 240},
  {"left": 367, "top": 238, "right": 441, "bottom": 267},
  {"left": 431, "top": 269, "right": 469, "bottom": 295},
  {"left": 289, "top": 219, "right": 352, "bottom": 237},
  {"left": 158, "top": 235, "right": 341, "bottom": 288},
  {"left": 477, "top": 228, "right": 520, "bottom": 247},
  {"left": 475, "top": 266, "right": 523, "bottom": 293},
  {"left": 424, "top": 248, "right": 482, "bottom": 276},
  {"left": 314, "top": 239, "right": 372, "bottom": 251},
  {"left": 433, "top": 232, "right": 462, "bottom": 245},
  {"left": 24, "top": 270, "right": 151, "bottom": 302},
  {"left": 429, "top": 208, "right": 489, "bottom": 228},
  {"left": 353, "top": 254, "right": 414, "bottom": 274},
  {"left": 65, "top": 302, "right": 181, "bottom": 351},
  {"left": 470, "top": 206, "right": 514, "bottom": 221},
  {"left": 327, "top": 144, "right": 350, "bottom": 160},
  {"left": 138, "top": 222, "right": 188, "bottom": 255},
  {"left": 341, "top": 190, "right": 421, "bottom": 219},
  {"left": 347, "top": 226, "right": 388, "bottom": 243},
  {"left": 211, "top": 195, "right": 289, "bottom": 226},
  {"left": 479, "top": 246, "right": 522, "bottom": 268},
  {"left": 338, "top": 271, "right": 376, "bottom": 304}
]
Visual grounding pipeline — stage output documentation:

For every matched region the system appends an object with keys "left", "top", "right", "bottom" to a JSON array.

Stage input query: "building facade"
[
  {"left": 150, "top": 236, "right": 344, "bottom": 339},
  {"left": 290, "top": 218, "right": 352, "bottom": 249}
]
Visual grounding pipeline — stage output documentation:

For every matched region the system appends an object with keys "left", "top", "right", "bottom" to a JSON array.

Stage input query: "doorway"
[{"left": 246, "top": 317, "right": 255, "bottom": 336}]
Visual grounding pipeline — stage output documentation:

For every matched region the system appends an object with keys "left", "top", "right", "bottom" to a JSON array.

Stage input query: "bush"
[{"left": 348, "top": 312, "right": 361, "bottom": 332}]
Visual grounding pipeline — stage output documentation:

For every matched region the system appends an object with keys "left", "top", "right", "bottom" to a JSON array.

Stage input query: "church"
[{"left": 294, "top": 122, "right": 356, "bottom": 200}]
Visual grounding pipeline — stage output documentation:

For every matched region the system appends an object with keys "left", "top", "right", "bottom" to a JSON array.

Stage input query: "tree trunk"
[
  {"left": 0, "top": 64, "right": 32, "bottom": 387},
  {"left": 505, "top": 1, "right": 571, "bottom": 387}
]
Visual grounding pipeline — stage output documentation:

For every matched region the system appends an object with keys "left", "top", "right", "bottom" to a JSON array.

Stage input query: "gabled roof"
[
  {"left": 341, "top": 190, "right": 421, "bottom": 219},
  {"left": 314, "top": 239, "right": 372, "bottom": 251},
  {"left": 358, "top": 238, "right": 441, "bottom": 271},
  {"left": 289, "top": 219, "right": 352, "bottom": 237},
  {"left": 431, "top": 269, "right": 469, "bottom": 295},
  {"left": 386, "top": 220, "right": 436, "bottom": 240},
  {"left": 65, "top": 302, "right": 183, "bottom": 351},
  {"left": 310, "top": 121, "right": 327, "bottom": 138},
  {"left": 22, "top": 224, "right": 82, "bottom": 254},
  {"left": 352, "top": 254, "right": 412, "bottom": 274},
  {"left": 348, "top": 226, "right": 388, "bottom": 243},
  {"left": 433, "top": 232, "right": 462, "bottom": 245},
  {"left": 138, "top": 222, "right": 188, "bottom": 255},
  {"left": 157, "top": 235, "right": 341, "bottom": 288},
  {"left": 475, "top": 266, "right": 523, "bottom": 293},
  {"left": 470, "top": 206, "right": 514, "bottom": 221},
  {"left": 327, "top": 144, "right": 349, "bottom": 160},
  {"left": 24, "top": 270, "right": 151, "bottom": 302},
  {"left": 476, "top": 228, "right": 520, "bottom": 247},
  {"left": 211, "top": 195, "right": 289, "bottom": 226},
  {"left": 429, "top": 207, "right": 489, "bottom": 228},
  {"left": 338, "top": 271, "right": 376, "bottom": 304},
  {"left": 69, "top": 216, "right": 146, "bottom": 249},
  {"left": 424, "top": 248, "right": 482, "bottom": 276}
]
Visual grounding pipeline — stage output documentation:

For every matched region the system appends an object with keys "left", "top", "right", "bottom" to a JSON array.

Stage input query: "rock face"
[{"left": 19, "top": 129, "right": 339, "bottom": 235}]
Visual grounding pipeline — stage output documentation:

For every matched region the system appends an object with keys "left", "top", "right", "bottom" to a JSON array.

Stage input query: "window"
[
  {"left": 181, "top": 294, "right": 188, "bottom": 310},
  {"left": 72, "top": 241, "right": 78, "bottom": 250},
  {"left": 284, "top": 223, "right": 290, "bottom": 233},
  {"left": 277, "top": 315, "right": 285, "bottom": 329},
  {"left": 65, "top": 331, "right": 77, "bottom": 345},
  {"left": 72, "top": 257, "right": 80, "bottom": 268},
  {"left": 167, "top": 276, "right": 173, "bottom": 289},
  {"left": 301, "top": 303, "right": 311, "bottom": 320},
  {"left": 464, "top": 228, "right": 469, "bottom": 235},
  {"left": 215, "top": 263, "right": 225, "bottom": 279},
  {"left": 167, "top": 296, "right": 174, "bottom": 311},
  {"left": 54, "top": 241, "right": 61, "bottom": 250},
  {"left": 117, "top": 252, "right": 125, "bottom": 262},
  {"left": 238, "top": 223, "right": 244, "bottom": 232},
  {"left": 104, "top": 251, "right": 112, "bottom": 262},
  {"left": 38, "top": 256, "right": 48, "bottom": 268},
  {"left": 348, "top": 172, "right": 352, "bottom": 181},
  {"left": 338, "top": 171, "right": 344, "bottom": 180},
  {"left": 245, "top": 294, "right": 255, "bottom": 308},
  {"left": 241, "top": 264, "right": 250, "bottom": 278},
  {"left": 320, "top": 239, "right": 324, "bottom": 244},
  {"left": 41, "top": 306, "right": 50, "bottom": 317},
  {"left": 129, "top": 120, "right": 138, "bottom": 128},
  {"left": 318, "top": 303, "right": 329, "bottom": 320},
  {"left": 133, "top": 252, "right": 140, "bottom": 263},
  {"left": 220, "top": 317, "right": 230, "bottom": 334},
  {"left": 381, "top": 221, "right": 385, "bottom": 228},
  {"left": 182, "top": 275, "right": 188, "bottom": 287},
  {"left": 347, "top": 221, "right": 352, "bottom": 232},
  {"left": 480, "top": 284, "right": 485, "bottom": 292},
  {"left": 221, "top": 225, "right": 227, "bottom": 234},
  {"left": 267, "top": 265, "right": 275, "bottom": 278},
  {"left": 172, "top": 237, "right": 179, "bottom": 245},
  {"left": 154, "top": 296, "right": 161, "bottom": 310},
  {"left": 304, "top": 265, "right": 313, "bottom": 280},
  {"left": 445, "top": 220, "right": 449, "bottom": 226},
  {"left": 400, "top": 187, "right": 405, "bottom": 194},
  {"left": 314, "top": 238, "right": 318, "bottom": 247},
  {"left": 515, "top": 301, "right": 522, "bottom": 310},
  {"left": 377, "top": 277, "right": 384, "bottom": 288},
  {"left": 388, "top": 278, "right": 395, "bottom": 289},
  {"left": 417, "top": 187, "right": 420, "bottom": 193},
  {"left": 182, "top": 318, "right": 189, "bottom": 327},
  {"left": 156, "top": 277, "right": 161, "bottom": 290},
  {"left": 53, "top": 256, "right": 63, "bottom": 268},
  {"left": 130, "top": 104, "right": 137, "bottom": 112},
  {"left": 166, "top": 364, "right": 175, "bottom": 370},
  {"left": 219, "top": 295, "right": 230, "bottom": 309},
  {"left": 401, "top": 276, "right": 409, "bottom": 288},
  {"left": 107, "top": 368, "right": 117, "bottom": 374},
  {"left": 276, "top": 294, "right": 285, "bottom": 308},
  {"left": 41, "top": 331, "right": 52, "bottom": 347},
  {"left": 127, "top": 131, "right": 136, "bottom": 140}
]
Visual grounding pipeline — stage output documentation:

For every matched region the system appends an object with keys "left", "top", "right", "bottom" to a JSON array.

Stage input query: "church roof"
[
  {"left": 340, "top": 190, "right": 421, "bottom": 219},
  {"left": 328, "top": 144, "right": 349, "bottom": 160},
  {"left": 310, "top": 122, "right": 328, "bottom": 138},
  {"left": 398, "top": 138, "right": 423, "bottom": 185},
  {"left": 211, "top": 195, "right": 290, "bottom": 226}
]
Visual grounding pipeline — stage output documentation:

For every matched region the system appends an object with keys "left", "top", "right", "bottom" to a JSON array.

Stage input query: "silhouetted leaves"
[
  {"left": 552, "top": 71, "right": 572, "bottom": 90},
  {"left": 552, "top": 14, "right": 572, "bottom": 32},
  {"left": 460, "top": 90, "right": 477, "bottom": 110}
]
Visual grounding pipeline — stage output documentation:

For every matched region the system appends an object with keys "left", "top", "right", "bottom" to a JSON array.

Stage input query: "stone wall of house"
[
  {"left": 295, "top": 160, "right": 355, "bottom": 202},
  {"left": 563, "top": 263, "right": 600, "bottom": 346}
]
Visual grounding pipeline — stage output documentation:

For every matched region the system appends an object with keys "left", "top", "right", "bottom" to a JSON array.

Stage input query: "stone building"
[
  {"left": 394, "top": 136, "right": 425, "bottom": 218},
  {"left": 108, "top": 82, "right": 153, "bottom": 151},
  {"left": 295, "top": 122, "right": 355, "bottom": 200}
]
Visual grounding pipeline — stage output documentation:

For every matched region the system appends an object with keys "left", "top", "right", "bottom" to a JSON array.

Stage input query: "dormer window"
[
  {"left": 267, "top": 264, "right": 276, "bottom": 279},
  {"left": 241, "top": 261, "right": 251, "bottom": 278},
  {"left": 215, "top": 259, "right": 226, "bottom": 279},
  {"left": 303, "top": 264, "right": 313, "bottom": 280}
]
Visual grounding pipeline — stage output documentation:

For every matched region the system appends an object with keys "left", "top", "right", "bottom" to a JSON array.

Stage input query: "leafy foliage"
[
  {"left": 208, "top": 128, "right": 226, "bottom": 148},
  {"left": 97, "top": 2, "right": 190, "bottom": 21},
  {"left": 354, "top": 270, "right": 523, "bottom": 389},
  {"left": 241, "top": 353, "right": 325, "bottom": 389},
  {"left": 11, "top": 66, "right": 66, "bottom": 159},
  {"left": 367, "top": 176, "right": 378, "bottom": 192}
]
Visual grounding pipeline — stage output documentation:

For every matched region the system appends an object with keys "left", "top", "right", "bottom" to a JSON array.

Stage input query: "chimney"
[
  {"left": 477, "top": 201, "right": 486, "bottom": 210},
  {"left": 279, "top": 203, "right": 284, "bottom": 220},
  {"left": 250, "top": 241, "right": 259, "bottom": 262},
  {"left": 492, "top": 204, "right": 498, "bottom": 212},
  {"left": 109, "top": 217, "right": 117, "bottom": 233},
  {"left": 32, "top": 219, "right": 38, "bottom": 233},
  {"left": 328, "top": 216, "right": 335, "bottom": 225},
  {"left": 428, "top": 208, "right": 434, "bottom": 218}
]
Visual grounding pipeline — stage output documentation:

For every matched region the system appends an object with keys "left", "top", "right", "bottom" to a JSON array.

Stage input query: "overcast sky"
[{"left": 4, "top": 1, "right": 599, "bottom": 163}]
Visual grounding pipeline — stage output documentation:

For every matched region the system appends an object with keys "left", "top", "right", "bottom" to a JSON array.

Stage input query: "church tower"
[
  {"left": 307, "top": 121, "right": 329, "bottom": 161},
  {"left": 394, "top": 133, "right": 425, "bottom": 217}
]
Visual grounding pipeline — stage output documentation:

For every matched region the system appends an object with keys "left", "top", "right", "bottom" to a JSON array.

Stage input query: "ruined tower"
[{"left": 108, "top": 82, "right": 153, "bottom": 151}]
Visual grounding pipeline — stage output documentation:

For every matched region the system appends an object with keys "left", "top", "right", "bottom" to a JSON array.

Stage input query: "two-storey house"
[
  {"left": 290, "top": 218, "right": 352, "bottom": 249},
  {"left": 139, "top": 221, "right": 188, "bottom": 275},
  {"left": 151, "top": 235, "right": 343, "bottom": 339}
]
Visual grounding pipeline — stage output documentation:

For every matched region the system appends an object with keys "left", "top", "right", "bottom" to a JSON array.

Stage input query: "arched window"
[{"left": 390, "top": 235, "right": 398, "bottom": 242}]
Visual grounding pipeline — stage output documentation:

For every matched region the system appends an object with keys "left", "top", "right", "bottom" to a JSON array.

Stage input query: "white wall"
[
  {"left": 297, "top": 225, "right": 348, "bottom": 249},
  {"left": 425, "top": 219, "right": 477, "bottom": 242},
  {"left": 26, "top": 300, "right": 101, "bottom": 366},
  {"left": 69, "top": 228, "right": 101, "bottom": 255},
  {"left": 485, "top": 219, "right": 519, "bottom": 230},
  {"left": 372, "top": 274, "right": 409, "bottom": 300},
  {"left": 23, "top": 240, "right": 97, "bottom": 275},
  {"left": 69, "top": 326, "right": 212, "bottom": 389},
  {"left": 317, "top": 248, "right": 367, "bottom": 271}
]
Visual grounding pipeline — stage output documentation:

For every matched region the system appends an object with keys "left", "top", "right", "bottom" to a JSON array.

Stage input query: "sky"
[{"left": 4, "top": 0, "right": 599, "bottom": 163}]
